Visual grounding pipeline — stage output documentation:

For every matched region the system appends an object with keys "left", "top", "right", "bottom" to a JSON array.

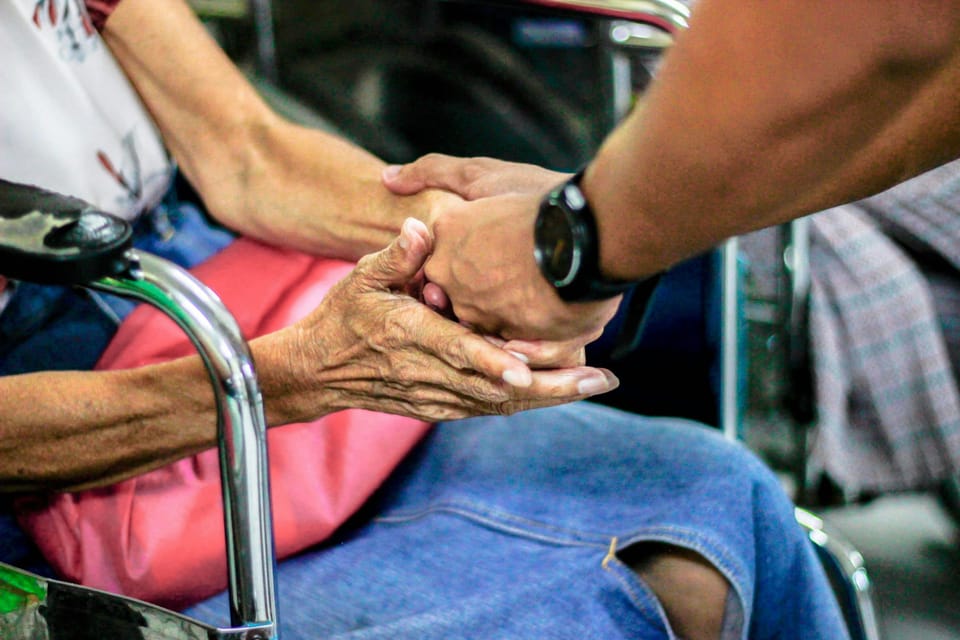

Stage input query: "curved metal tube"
[
  {"left": 795, "top": 508, "right": 882, "bottom": 640},
  {"left": 91, "top": 249, "right": 278, "bottom": 636},
  {"left": 512, "top": 0, "right": 690, "bottom": 31}
]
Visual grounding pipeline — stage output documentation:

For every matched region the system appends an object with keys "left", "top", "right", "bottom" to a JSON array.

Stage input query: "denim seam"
[
  {"left": 602, "top": 555, "right": 677, "bottom": 639},
  {"left": 378, "top": 501, "right": 753, "bottom": 639},
  {"left": 376, "top": 501, "right": 612, "bottom": 548}
]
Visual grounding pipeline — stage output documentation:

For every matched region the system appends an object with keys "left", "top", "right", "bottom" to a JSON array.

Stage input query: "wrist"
[
  {"left": 534, "top": 171, "right": 656, "bottom": 302},
  {"left": 250, "top": 327, "right": 325, "bottom": 426}
]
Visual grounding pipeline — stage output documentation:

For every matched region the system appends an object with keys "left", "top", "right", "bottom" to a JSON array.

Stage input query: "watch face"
[{"left": 534, "top": 198, "right": 580, "bottom": 287}]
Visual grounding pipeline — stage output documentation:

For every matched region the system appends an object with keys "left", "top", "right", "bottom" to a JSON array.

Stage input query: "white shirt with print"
[{"left": 0, "top": 0, "right": 172, "bottom": 221}]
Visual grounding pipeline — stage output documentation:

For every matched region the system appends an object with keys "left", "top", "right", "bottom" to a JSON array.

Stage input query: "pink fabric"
[{"left": 15, "top": 238, "right": 431, "bottom": 609}]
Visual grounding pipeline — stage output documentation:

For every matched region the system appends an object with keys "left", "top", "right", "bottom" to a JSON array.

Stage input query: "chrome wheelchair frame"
[{"left": 0, "top": 180, "right": 278, "bottom": 639}]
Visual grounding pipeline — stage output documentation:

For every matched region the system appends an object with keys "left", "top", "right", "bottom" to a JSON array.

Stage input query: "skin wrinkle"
[{"left": 269, "top": 274, "right": 557, "bottom": 420}]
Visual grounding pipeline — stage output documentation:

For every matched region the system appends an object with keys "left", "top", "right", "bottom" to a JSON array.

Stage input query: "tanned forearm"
[
  {"left": 101, "top": 0, "right": 448, "bottom": 260},
  {"left": 0, "top": 332, "right": 339, "bottom": 493},
  {"left": 0, "top": 359, "right": 214, "bottom": 492},
  {"left": 584, "top": 0, "right": 960, "bottom": 281}
]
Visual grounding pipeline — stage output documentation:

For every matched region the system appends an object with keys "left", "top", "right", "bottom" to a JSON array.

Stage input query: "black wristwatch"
[{"left": 534, "top": 171, "right": 656, "bottom": 302}]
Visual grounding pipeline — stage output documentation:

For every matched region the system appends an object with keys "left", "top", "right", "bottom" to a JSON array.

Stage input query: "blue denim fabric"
[
  {"left": 0, "top": 197, "right": 234, "bottom": 375},
  {"left": 0, "top": 500, "right": 55, "bottom": 580},
  {"left": 184, "top": 404, "right": 848, "bottom": 640}
]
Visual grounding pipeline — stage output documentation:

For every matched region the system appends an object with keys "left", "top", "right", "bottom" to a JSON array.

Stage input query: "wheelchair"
[{"left": 0, "top": 1, "right": 879, "bottom": 638}]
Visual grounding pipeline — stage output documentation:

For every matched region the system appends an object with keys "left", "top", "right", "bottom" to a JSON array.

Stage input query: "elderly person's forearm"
[
  {"left": 0, "top": 223, "right": 615, "bottom": 492},
  {"left": 101, "top": 0, "right": 453, "bottom": 261}
]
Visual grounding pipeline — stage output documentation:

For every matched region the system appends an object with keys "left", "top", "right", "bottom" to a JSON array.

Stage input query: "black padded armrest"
[{"left": 0, "top": 179, "right": 132, "bottom": 286}]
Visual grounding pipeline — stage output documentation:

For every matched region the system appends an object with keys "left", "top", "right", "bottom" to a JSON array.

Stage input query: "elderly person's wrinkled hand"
[{"left": 258, "top": 218, "right": 618, "bottom": 425}]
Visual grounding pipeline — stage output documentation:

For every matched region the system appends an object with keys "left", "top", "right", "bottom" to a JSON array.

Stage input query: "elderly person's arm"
[
  {"left": 97, "top": 0, "right": 605, "bottom": 367},
  {"left": 100, "top": 0, "right": 450, "bottom": 261},
  {"left": 0, "top": 221, "right": 616, "bottom": 493}
]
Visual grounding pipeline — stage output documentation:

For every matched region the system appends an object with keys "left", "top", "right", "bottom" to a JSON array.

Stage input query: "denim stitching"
[
  {"left": 376, "top": 501, "right": 610, "bottom": 549},
  {"left": 378, "top": 501, "right": 753, "bottom": 639}
]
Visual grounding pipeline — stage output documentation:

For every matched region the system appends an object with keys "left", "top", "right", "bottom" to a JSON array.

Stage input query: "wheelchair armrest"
[{"left": 0, "top": 179, "right": 132, "bottom": 285}]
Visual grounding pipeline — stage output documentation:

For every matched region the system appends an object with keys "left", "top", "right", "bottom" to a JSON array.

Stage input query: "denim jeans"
[
  {"left": 182, "top": 404, "right": 848, "bottom": 639},
  {"left": 0, "top": 198, "right": 848, "bottom": 639}
]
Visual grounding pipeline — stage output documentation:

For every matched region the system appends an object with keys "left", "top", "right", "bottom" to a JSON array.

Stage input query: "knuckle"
[
  {"left": 381, "top": 316, "right": 413, "bottom": 350},
  {"left": 458, "top": 160, "right": 490, "bottom": 197},
  {"left": 431, "top": 213, "right": 452, "bottom": 238},
  {"left": 443, "top": 336, "right": 470, "bottom": 368},
  {"left": 422, "top": 152, "right": 447, "bottom": 164},
  {"left": 460, "top": 159, "right": 485, "bottom": 183},
  {"left": 420, "top": 153, "right": 448, "bottom": 173},
  {"left": 392, "top": 362, "right": 420, "bottom": 388},
  {"left": 496, "top": 399, "right": 532, "bottom": 416},
  {"left": 465, "top": 375, "right": 495, "bottom": 401},
  {"left": 354, "top": 251, "right": 381, "bottom": 274},
  {"left": 494, "top": 400, "right": 516, "bottom": 416}
]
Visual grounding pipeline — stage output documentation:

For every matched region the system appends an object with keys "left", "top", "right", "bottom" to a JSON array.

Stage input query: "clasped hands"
[
  {"left": 383, "top": 154, "right": 622, "bottom": 350},
  {"left": 268, "top": 156, "right": 622, "bottom": 424}
]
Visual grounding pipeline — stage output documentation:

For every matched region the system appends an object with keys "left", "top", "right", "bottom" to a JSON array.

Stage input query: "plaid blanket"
[{"left": 747, "top": 161, "right": 960, "bottom": 494}]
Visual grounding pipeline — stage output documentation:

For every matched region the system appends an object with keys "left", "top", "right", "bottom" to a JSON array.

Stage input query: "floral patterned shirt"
[
  {"left": 0, "top": 0, "right": 171, "bottom": 219},
  {"left": 0, "top": 0, "right": 170, "bottom": 307}
]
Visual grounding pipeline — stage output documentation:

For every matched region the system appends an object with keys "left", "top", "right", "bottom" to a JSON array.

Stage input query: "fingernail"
[
  {"left": 398, "top": 218, "right": 414, "bottom": 250},
  {"left": 382, "top": 165, "right": 402, "bottom": 180},
  {"left": 483, "top": 335, "right": 506, "bottom": 347},
  {"left": 503, "top": 367, "right": 533, "bottom": 388},
  {"left": 577, "top": 376, "right": 611, "bottom": 395},
  {"left": 507, "top": 350, "right": 529, "bottom": 364},
  {"left": 405, "top": 217, "right": 429, "bottom": 236},
  {"left": 606, "top": 371, "right": 620, "bottom": 390}
]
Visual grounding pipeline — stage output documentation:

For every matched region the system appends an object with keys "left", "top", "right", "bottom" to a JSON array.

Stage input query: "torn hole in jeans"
[{"left": 614, "top": 539, "right": 744, "bottom": 640}]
